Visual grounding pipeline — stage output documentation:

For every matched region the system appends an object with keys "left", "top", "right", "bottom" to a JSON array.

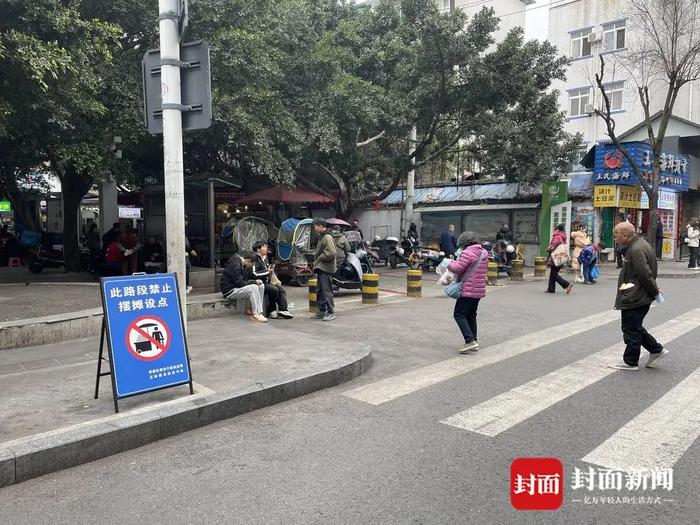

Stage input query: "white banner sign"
[
  {"left": 640, "top": 190, "right": 676, "bottom": 210},
  {"left": 119, "top": 207, "right": 142, "bottom": 219}
]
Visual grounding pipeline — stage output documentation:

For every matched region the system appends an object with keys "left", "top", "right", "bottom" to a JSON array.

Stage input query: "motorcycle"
[
  {"left": 387, "top": 236, "right": 421, "bottom": 269},
  {"left": 489, "top": 240, "right": 516, "bottom": 276},
  {"left": 419, "top": 248, "right": 445, "bottom": 272}
]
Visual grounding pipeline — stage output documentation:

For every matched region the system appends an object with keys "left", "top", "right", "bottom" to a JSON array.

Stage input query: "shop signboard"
[
  {"left": 594, "top": 185, "right": 641, "bottom": 208},
  {"left": 593, "top": 142, "right": 689, "bottom": 192},
  {"left": 0, "top": 201, "right": 11, "bottom": 213},
  {"left": 640, "top": 189, "right": 677, "bottom": 210}
]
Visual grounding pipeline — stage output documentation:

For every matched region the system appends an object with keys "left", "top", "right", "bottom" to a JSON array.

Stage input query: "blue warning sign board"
[{"left": 101, "top": 273, "right": 192, "bottom": 398}]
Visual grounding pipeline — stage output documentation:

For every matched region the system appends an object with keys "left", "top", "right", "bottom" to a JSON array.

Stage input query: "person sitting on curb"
[
  {"left": 220, "top": 251, "right": 267, "bottom": 323},
  {"left": 251, "top": 241, "right": 293, "bottom": 319}
]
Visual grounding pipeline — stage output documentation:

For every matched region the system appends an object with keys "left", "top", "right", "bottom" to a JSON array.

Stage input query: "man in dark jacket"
[
  {"left": 251, "top": 241, "right": 293, "bottom": 319},
  {"left": 101, "top": 222, "right": 121, "bottom": 251},
  {"left": 312, "top": 219, "right": 337, "bottom": 321},
  {"left": 655, "top": 220, "right": 664, "bottom": 260},
  {"left": 220, "top": 252, "right": 267, "bottom": 322},
  {"left": 609, "top": 222, "right": 668, "bottom": 371},
  {"left": 440, "top": 225, "right": 457, "bottom": 258}
]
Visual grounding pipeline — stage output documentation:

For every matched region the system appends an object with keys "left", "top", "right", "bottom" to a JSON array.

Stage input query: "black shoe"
[{"left": 545, "top": 290, "right": 555, "bottom": 294}]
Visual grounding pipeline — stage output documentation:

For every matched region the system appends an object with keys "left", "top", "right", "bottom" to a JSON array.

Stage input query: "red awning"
[{"left": 233, "top": 187, "right": 335, "bottom": 205}]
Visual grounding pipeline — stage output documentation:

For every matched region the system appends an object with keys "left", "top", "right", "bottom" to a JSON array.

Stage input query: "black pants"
[
  {"left": 315, "top": 270, "right": 334, "bottom": 314},
  {"left": 688, "top": 246, "right": 698, "bottom": 268},
  {"left": 547, "top": 265, "right": 570, "bottom": 292},
  {"left": 615, "top": 245, "right": 624, "bottom": 268},
  {"left": 621, "top": 304, "right": 663, "bottom": 366},
  {"left": 454, "top": 297, "right": 480, "bottom": 343},
  {"left": 263, "top": 283, "right": 288, "bottom": 314},
  {"left": 656, "top": 238, "right": 663, "bottom": 259}
]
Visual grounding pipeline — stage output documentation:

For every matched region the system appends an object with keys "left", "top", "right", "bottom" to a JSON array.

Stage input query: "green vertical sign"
[
  {"left": 0, "top": 201, "right": 11, "bottom": 212},
  {"left": 539, "top": 181, "right": 569, "bottom": 256}
]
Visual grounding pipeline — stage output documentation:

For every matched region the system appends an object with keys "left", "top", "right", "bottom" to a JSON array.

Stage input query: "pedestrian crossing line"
[
  {"left": 440, "top": 309, "right": 700, "bottom": 437},
  {"left": 581, "top": 365, "right": 700, "bottom": 471},
  {"left": 342, "top": 310, "right": 617, "bottom": 405}
]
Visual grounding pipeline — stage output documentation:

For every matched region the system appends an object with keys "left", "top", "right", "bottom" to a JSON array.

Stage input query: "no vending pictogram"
[{"left": 125, "top": 315, "right": 171, "bottom": 361}]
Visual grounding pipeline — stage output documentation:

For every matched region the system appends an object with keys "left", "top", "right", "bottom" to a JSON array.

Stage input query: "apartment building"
[
  {"left": 549, "top": 0, "right": 700, "bottom": 153},
  {"left": 445, "top": 1, "right": 535, "bottom": 41}
]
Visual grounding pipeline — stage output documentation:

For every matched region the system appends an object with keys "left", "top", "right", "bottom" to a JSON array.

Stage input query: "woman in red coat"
[{"left": 546, "top": 224, "right": 573, "bottom": 295}]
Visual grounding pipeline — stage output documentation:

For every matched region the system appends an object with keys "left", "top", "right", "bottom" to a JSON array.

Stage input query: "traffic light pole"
[{"left": 158, "top": 0, "right": 187, "bottom": 319}]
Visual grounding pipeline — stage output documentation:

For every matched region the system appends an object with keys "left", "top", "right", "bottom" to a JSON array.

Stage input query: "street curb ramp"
[{"left": 0, "top": 348, "right": 371, "bottom": 487}]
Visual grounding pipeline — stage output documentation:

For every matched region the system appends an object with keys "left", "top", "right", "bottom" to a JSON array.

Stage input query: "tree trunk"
[
  {"left": 58, "top": 166, "right": 93, "bottom": 272},
  {"left": 646, "top": 189, "right": 659, "bottom": 253},
  {"left": 4, "top": 173, "right": 40, "bottom": 231}
]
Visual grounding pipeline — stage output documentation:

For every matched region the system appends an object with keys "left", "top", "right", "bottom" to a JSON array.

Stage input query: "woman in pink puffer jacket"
[{"left": 447, "top": 231, "right": 489, "bottom": 354}]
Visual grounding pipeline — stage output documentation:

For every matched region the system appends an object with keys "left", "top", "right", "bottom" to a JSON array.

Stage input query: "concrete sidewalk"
[{"left": 0, "top": 315, "right": 371, "bottom": 487}]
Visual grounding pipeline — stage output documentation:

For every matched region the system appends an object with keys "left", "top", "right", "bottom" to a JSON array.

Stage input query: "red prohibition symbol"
[{"left": 125, "top": 315, "right": 171, "bottom": 362}]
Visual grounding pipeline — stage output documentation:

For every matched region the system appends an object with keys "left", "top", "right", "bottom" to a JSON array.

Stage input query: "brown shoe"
[{"left": 566, "top": 284, "right": 573, "bottom": 295}]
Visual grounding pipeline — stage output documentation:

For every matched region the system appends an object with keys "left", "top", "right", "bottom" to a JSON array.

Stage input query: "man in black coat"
[
  {"left": 220, "top": 252, "right": 268, "bottom": 323},
  {"left": 609, "top": 222, "right": 668, "bottom": 371}
]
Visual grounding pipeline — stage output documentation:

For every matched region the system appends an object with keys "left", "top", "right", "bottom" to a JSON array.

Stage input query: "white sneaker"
[
  {"left": 268, "top": 311, "right": 279, "bottom": 319},
  {"left": 459, "top": 341, "right": 479, "bottom": 354},
  {"left": 277, "top": 310, "right": 294, "bottom": 319},
  {"left": 251, "top": 314, "right": 268, "bottom": 323},
  {"left": 645, "top": 348, "right": 669, "bottom": 368},
  {"left": 608, "top": 362, "right": 639, "bottom": 371},
  {"left": 186, "top": 285, "right": 193, "bottom": 295}
]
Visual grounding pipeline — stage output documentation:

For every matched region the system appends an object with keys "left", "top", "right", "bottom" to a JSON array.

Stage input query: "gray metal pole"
[
  {"left": 404, "top": 125, "right": 416, "bottom": 235},
  {"left": 208, "top": 179, "right": 215, "bottom": 268},
  {"left": 158, "top": 0, "right": 187, "bottom": 318}
]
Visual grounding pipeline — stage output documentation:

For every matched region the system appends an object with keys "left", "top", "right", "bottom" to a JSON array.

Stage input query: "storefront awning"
[{"left": 415, "top": 202, "right": 540, "bottom": 212}]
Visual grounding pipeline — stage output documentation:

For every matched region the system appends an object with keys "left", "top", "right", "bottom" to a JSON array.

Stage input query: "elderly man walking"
[{"left": 609, "top": 222, "right": 669, "bottom": 371}]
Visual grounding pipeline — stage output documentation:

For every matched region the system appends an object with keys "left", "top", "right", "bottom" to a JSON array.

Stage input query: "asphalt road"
[{"left": 2, "top": 271, "right": 699, "bottom": 524}]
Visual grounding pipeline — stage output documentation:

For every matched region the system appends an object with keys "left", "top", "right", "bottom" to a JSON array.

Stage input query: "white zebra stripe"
[{"left": 441, "top": 309, "right": 700, "bottom": 437}]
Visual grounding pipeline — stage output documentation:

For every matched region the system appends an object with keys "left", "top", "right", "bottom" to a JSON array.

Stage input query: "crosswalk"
[{"left": 343, "top": 308, "right": 700, "bottom": 472}]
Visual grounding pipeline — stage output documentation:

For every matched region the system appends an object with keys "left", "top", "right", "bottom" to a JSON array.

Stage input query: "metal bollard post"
[
  {"left": 362, "top": 273, "right": 380, "bottom": 305},
  {"left": 406, "top": 269, "right": 422, "bottom": 297},
  {"left": 308, "top": 278, "right": 318, "bottom": 312},
  {"left": 510, "top": 260, "right": 524, "bottom": 281},
  {"left": 534, "top": 256, "right": 547, "bottom": 277},
  {"left": 487, "top": 261, "right": 499, "bottom": 285}
]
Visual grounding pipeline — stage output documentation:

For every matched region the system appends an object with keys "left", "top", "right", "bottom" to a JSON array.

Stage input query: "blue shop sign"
[
  {"left": 593, "top": 142, "right": 689, "bottom": 191},
  {"left": 101, "top": 273, "right": 192, "bottom": 398}
]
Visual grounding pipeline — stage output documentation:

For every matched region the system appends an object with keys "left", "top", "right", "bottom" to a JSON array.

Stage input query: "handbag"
[
  {"left": 445, "top": 250, "right": 487, "bottom": 299},
  {"left": 551, "top": 244, "right": 570, "bottom": 267}
]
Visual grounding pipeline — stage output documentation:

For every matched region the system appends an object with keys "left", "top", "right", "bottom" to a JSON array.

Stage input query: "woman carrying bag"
[
  {"left": 546, "top": 224, "right": 573, "bottom": 295},
  {"left": 446, "top": 232, "right": 489, "bottom": 354}
]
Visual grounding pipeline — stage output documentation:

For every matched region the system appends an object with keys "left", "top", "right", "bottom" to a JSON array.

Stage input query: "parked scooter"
[
  {"left": 26, "top": 242, "right": 91, "bottom": 273},
  {"left": 332, "top": 245, "right": 375, "bottom": 295}
]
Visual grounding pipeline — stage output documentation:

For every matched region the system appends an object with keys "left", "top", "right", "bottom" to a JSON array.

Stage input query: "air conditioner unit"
[
  {"left": 588, "top": 32, "right": 601, "bottom": 43},
  {"left": 584, "top": 103, "right": 595, "bottom": 114}
]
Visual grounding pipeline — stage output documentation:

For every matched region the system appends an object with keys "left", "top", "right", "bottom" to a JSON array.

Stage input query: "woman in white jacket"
[{"left": 686, "top": 217, "right": 700, "bottom": 269}]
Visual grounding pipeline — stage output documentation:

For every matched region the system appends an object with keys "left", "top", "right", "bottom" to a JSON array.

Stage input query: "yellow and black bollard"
[
  {"left": 534, "top": 256, "right": 547, "bottom": 277},
  {"left": 406, "top": 269, "right": 422, "bottom": 298},
  {"left": 487, "top": 261, "right": 499, "bottom": 285},
  {"left": 510, "top": 259, "right": 524, "bottom": 282},
  {"left": 362, "top": 273, "right": 380, "bottom": 305},
  {"left": 308, "top": 278, "right": 318, "bottom": 312}
]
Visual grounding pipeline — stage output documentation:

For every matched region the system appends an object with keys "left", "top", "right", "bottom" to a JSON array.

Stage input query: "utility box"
[{"left": 142, "top": 41, "right": 212, "bottom": 134}]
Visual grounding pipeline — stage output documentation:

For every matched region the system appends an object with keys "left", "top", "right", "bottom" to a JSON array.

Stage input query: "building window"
[
  {"left": 568, "top": 144, "right": 590, "bottom": 173},
  {"left": 571, "top": 29, "right": 593, "bottom": 59},
  {"left": 607, "top": 82, "right": 624, "bottom": 111},
  {"left": 603, "top": 20, "right": 626, "bottom": 51},
  {"left": 569, "top": 87, "right": 591, "bottom": 117},
  {"left": 441, "top": 0, "right": 450, "bottom": 12}
]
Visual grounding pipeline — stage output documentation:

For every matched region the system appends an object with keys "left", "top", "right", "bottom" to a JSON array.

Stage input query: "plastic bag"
[{"left": 437, "top": 270, "right": 456, "bottom": 286}]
